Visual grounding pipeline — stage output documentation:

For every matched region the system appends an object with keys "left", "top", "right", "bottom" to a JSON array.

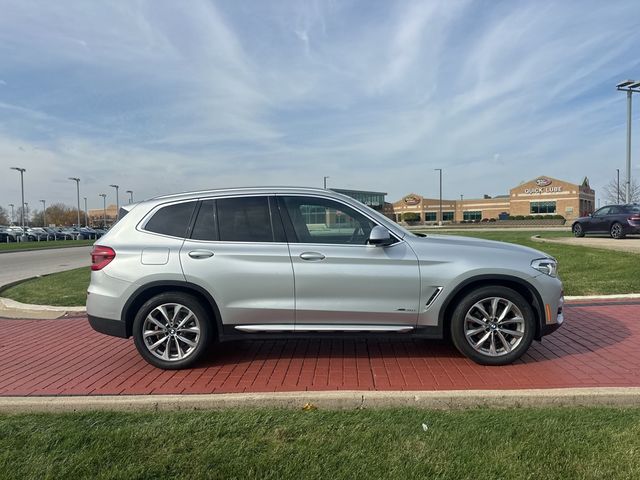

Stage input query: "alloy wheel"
[
  {"left": 573, "top": 224, "right": 583, "bottom": 237},
  {"left": 142, "top": 303, "right": 201, "bottom": 361},
  {"left": 463, "top": 297, "right": 526, "bottom": 357},
  {"left": 611, "top": 223, "right": 623, "bottom": 239}
]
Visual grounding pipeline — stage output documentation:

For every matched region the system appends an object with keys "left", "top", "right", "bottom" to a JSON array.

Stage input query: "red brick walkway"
[{"left": 1, "top": 302, "right": 639, "bottom": 396}]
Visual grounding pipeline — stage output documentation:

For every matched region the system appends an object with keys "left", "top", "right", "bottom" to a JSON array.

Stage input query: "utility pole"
[
  {"left": 8, "top": 204, "right": 14, "bottom": 225},
  {"left": 69, "top": 177, "right": 81, "bottom": 228},
  {"left": 616, "top": 80, "right": 640, "bottom": 203},
  {"left": 10, "top": 167, "right": 26, "bottom": 238},
  {"left": 109, "top": 184, "right": 120, "bottom": 220},
  {"left": 126, "top": 190, "right": 134, "bottom": 203},
  {"left": 434, "top": 168, "right": 443, "bottom": 226},
  {"left": 40, "top": 199, "right": 46, "bottom": 227},
  {"left": 617, "top": 169, "right": 620, "bottom": 204},
  {"left": 99, "top": 194, "right": 107, "bottom": 228},
  {"left": 84, "top": 197, "right": 88, "bottom": 227}
]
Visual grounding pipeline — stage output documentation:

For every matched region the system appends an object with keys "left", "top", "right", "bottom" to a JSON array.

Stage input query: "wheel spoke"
[
  {"left": 148, "top": 335, "right": 169, "bottom": 351},
  {"left": 176, "top": 335, "right": 197, "bottom": 348},
  {"left": 176, "top": 312, "right": 194, "bottom": 330},
  {"left": 170, "top": 305, "right": 183, "bottom": 325},
  {"left": 147, "top": 315, "right": 166, "bottom": 330},
  {"left": 490, "top": 298, "right": 500, "bottom": 318},
  {"left": 473, "top": 331, "right": 491, "bottom": 350},
  {"left": 465, "top": 326, "right": 486, "bottom": 337},
  {"left": 473, "top": 303, "right": 491, "bottom": 321},
  {"left": 175, "top": 338, "right": 184, "bottom": 359},
  {"left": 499, "top": 327, "right": 524, "bottom": 338},
  {"left": 489, "top": 333, "right": 497, "bottom": 355},
  {"left": 158, "top": 305, "right": 171, "bottom": 324},
  {"left": 465, "top": 313, "right": 486, "bottom": 326},
  {"left": 497, "top": 301, "right": 513, "bottom": 322},
  {"left": 496, "top": 330, "right": 512, "bottom": 353},
  {"left": 498, "top": 316, "right": 523, "bottom": 326},
  {"left": 178, "top": 326, "right": 200, "bottom": 334},
  {"left": 143, "top": 330, "right": 163, "bottom": 339},
  {"left": 162, "top": 337, "right": 172, "bottom": 359}
]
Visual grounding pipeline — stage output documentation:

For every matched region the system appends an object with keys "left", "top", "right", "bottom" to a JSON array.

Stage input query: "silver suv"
[{"left": 87, "top": 187, "right": 564, "bottom": 369}]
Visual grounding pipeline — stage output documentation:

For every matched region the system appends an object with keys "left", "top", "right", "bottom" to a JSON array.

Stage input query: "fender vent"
[{"left": 425, "top": 287, "right": 443, "bottom": 308}]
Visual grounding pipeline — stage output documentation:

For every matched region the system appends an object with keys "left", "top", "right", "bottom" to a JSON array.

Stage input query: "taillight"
[
  {"left": 629, "top": 215, "right": 640, "bottom": 222},
  {"left": 91, "top": 245, "right": 116, "bottom": 271}
]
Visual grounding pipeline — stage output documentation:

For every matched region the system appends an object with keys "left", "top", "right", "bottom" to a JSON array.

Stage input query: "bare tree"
[
  {"left": 601, "top": 176, "right": 640, "bottom": 205},
  {"left": 0, "top": 206, "right": 9, "bottom": 225}
]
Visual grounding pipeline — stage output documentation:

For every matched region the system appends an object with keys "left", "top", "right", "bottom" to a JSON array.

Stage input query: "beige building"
[
  {"left": 88, "top": 204, "right": 118, "bottom": 227},
  {"left": 388, "top": 176, "right": 595, "bottom": 223}
]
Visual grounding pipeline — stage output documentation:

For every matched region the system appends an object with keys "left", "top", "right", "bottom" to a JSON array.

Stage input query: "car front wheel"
[
  {"left": 450, "top": 286, "right": 535, "bottom": 366},
  {"left": 133, "top": 292, "right": 212, "bottom": 369}
]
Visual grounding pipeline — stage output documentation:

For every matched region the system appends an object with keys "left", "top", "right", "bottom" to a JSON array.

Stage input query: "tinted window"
[
  {"left": 145, "top": 201, "right": 196, "bottom": 238},
  {"left": 191, "top": 200, "right": 218, "bottom": 241},
  {"left": 217, "top": 196, "right": 274, "bottom": 242},
  {"left": 608, "top": 206, "right": 622, "bottom": 215},
  {"left": 593, "top": 207, "right": 610, "bottom": 217},
  {"left": 281, "top": 196, "right": 376, "bottom": 245}
]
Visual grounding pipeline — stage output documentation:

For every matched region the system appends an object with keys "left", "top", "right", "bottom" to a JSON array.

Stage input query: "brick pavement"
[{"left": 0, "top": 301, "right": 638, "bottom": 396}]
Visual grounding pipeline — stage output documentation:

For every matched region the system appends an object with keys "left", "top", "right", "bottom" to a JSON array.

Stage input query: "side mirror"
[
  {"left": 588, "top": 213, "right": 593, "bottom": 217},
  {"left": 368, "top": 226, "right": 393, "bottom": 246}
]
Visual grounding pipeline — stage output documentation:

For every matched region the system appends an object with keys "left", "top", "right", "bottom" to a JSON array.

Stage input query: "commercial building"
[{"left": 388, "top": 176, "right": 595, "bottom": 223}]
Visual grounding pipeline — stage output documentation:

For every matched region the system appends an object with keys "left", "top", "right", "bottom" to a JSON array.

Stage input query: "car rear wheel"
[
  {"left": 610, "top": 222, "right": 625, "bottom": 239},
  {"left": 133, "top": 292, "right": 212, "bottom": 369},
  {"left": 450, "top": 286, "right": 535, "bottom": 366},
  {"left": 572, "top": 223, "right": 585, "bottom": 237}
]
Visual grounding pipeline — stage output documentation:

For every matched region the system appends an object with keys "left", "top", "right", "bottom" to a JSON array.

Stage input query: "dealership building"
[{"left": 385, "top": 176, "right": 595, "bottom": 223}]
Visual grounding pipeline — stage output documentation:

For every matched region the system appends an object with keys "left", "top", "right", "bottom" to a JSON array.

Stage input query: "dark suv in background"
[{"left": 572, "top": 204, "right": 640, "bottom": 239}]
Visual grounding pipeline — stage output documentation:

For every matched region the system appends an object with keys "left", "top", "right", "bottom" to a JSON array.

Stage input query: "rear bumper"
[{"left": 88, "top": 314, "right": 128, "bottom": 338}]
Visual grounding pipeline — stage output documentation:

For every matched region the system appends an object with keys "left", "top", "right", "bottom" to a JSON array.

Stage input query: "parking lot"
[{"left": 1, "top": 300, "right": 638, "bottom": 396}]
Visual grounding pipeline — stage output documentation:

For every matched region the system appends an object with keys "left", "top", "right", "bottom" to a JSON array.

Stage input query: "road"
[{"left": 0, "top": 246, "right": 92, "bottom": 287}]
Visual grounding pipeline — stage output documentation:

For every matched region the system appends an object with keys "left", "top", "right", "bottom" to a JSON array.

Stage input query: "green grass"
[
  {"left": 0, "top": 407, "right": 639, "bottom": 479},
  {"left": 1, "top": 267, "right": 89, "bottom": 306},
  {"left": 0, "top": 239, "right": 93, "bottom": 252},
  {"left": 421, "top": 230, "right": 640, "bottom": 296}
]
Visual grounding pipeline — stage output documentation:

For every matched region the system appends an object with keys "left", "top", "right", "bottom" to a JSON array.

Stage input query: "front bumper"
[{"left": 532, "top": 273, "right": 564, "bottom": 338}]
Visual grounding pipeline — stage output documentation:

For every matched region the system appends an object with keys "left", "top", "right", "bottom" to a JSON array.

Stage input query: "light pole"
[
  {"left": 10, "top": 167, "right": 26, "bottom": 236},
  {"left": 616, "top": 80, "right": 640, "bottom": 203},
  {"left": 323, "top": 176, "right": 330, "bottom": 189},
  {"left": 40, "top": 199, "right": 46, "bottom": 227},
  {"left": 84, "top": 197, "right": 88, "bottom": 227},
  {"left": 434, "top": 168, "right": 443, "bottom": 226},
  {"left": 8, "top": 204, "right": 14, "bottom": 225},
  {"left": 109, "top": 184, "right": 120, "bottom": 220},
  {"left": 99, "top": 194, "right": 107, "bottom": 228},
  {"left": 617, "top": 168, "right": 620, "bottom": 204},
  {"left": 126, "top": 190, "right": 134, "bottom": 203},
  {"left": 24, "top": 202, "right": 29, "bottom": 227},
  {"left": 68, "top": 177, "right": 81, "bottom": 228}
]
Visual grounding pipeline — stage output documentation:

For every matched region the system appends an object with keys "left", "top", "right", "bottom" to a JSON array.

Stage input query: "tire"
[
  {"left": 610, "top": 222, "right": 625, "bottom": 239},
  {"left": 450, "top": 286, "right": 535, "bottom": 366},
  {"left": 133, "top": 292, "right": 212, "bottom": 369},
  {"left": 572, "top": 223, "right": 585, "bottom": 237}
]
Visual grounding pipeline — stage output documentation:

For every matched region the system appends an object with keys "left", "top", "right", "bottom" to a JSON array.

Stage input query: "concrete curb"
[
  {"left": 0, "top": 244, "right": 93, "bottom": 255},
  {"left": 1, "top": 388, "right": 640, "bottom": 413},
  {"left": 0, "top": 297, "right": 85, "bottom": 313}
]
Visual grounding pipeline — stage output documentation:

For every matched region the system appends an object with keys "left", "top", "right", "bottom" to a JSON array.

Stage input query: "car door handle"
[
  {"left": 300, "top": 252, "right": 325, "bottom": 261},
  {"left": 188, "top": 250, "right": 214, "bottom": 259}
]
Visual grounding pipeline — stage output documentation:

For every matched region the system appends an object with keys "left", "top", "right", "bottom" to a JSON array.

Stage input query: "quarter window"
[
  {"left": 281, "top": 196, "right": 376, "bottom": 245},
  {"left": 217, "top": 196, "right": 275, "bottom": 243},
  {"left": 145, "top": 201, "right": 196, "bottom": 238}
]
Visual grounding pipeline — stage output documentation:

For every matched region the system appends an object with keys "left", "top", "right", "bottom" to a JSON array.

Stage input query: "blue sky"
[{"left": 1, "top": 0, "right": 640, "bottom": 211}]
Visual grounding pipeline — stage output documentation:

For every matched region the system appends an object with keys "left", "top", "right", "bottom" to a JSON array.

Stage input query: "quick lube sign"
[{"left": 524, "top": 178, "right": 562, "bottom": 195}]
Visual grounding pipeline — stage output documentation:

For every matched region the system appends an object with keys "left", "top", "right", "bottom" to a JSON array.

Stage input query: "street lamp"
[
  {"left": 99, "top": 193, "right": 107, "bottom": 228},
  {"left": 126, "top": 190, "right": 134, "bottom": 203},
  {"left": 434, "top": 168, "right": 443, "bottom": 226},
  {"left": 616, "top": 80, "right": 640, "bottom": 203},
  {"left": 24, "top": 202, "right": 29, "bottom": 227},
  {"left": 617, "top": 168, "right": 620, "bottom": 204},
  {"left": 40, "top": 199, "right": 46, "bottom": 227},
  {"left": 8, "top": 204, "right": 14, "bottom": 225},
  {"left": 323, "top": 176, "right": 330, "bottom": 189},
  {"left": 84, "top": 197, "right": 88, "bottom": 227},
  {"left": 68, "top": 177, "right": 81, "bottom": 228},
  {"left": 109, "top": 184, "right": 120, "bottom": 219},
  {"left": 10, "top": 167, "right": 26, "bottom": 236}
]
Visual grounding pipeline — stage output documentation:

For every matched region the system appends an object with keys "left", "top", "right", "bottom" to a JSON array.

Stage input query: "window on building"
[
  {"left": 442, "top": 211, "right": 454, "bottom": 221},
  {"left": 425, "top": 212, "right": 436, "bottom": 221},
  {"left": 463, "top": 211, "right": 482, "bottom": 221},
  {"left": 530, "top": 201, "right": 556, "bottom": 214}
]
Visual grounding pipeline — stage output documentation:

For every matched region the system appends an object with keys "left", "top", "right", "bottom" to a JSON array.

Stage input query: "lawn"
[
  {"left": 419, "top": 230, "right": 640, "bottom": 296},
  {"left": 0, "top": 407, "right": 639, "bottom": 479},
  {"left": 0, "top": 239, "right": 94, "bottom": 252},
  {"left": 1, "top": 267, "right": 90, "bottom": 306}
]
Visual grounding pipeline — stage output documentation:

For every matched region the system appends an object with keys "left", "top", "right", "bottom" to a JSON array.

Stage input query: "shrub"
[
  {"left": 514, "top": 215, "right": 525, "bottom": 220},
  {"left": 489, "top": 218, "right": 497, "bottom": 222}
]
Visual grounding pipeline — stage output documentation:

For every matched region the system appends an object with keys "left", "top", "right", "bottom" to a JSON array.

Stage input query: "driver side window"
[
  {"left": 280, "top": 196, "right": 376, "bottom": 245},
  {"left": 593, "top": 207, "right": 610, "bottom": 217}
]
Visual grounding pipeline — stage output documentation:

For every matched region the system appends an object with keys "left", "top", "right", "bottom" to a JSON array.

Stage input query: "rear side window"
[
  {"left": 217, "top": 196, "right": 275, "bottom": 242},
  {"left": 144, "top": 201, "right": 196, "bottom": 238},
  {"left": 191, "top": 200, "right": 218, "bottom": 240}
]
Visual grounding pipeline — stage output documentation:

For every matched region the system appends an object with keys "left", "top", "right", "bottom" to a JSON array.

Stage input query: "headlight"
[{"left": 531, "top": 258, "right": 558, "bottom": 277}]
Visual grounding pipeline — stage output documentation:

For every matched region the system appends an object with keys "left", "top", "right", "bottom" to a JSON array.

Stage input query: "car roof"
[{"left": 150, "top": 186, "right": 340, "bottom": 202}]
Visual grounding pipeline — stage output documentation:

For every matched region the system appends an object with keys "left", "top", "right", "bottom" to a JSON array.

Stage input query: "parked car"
[
  {"left": 0, "top": 227, "right": 17, "bottom": 243},
  {"left": 572, "top": 204, "right": 640, "bottom": 239},
  {"left": 27, "top": 227, "right": 50, "bottom": 241},
  {"left": 87, "top": 187, "right": 564, "bottom": 369}
]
